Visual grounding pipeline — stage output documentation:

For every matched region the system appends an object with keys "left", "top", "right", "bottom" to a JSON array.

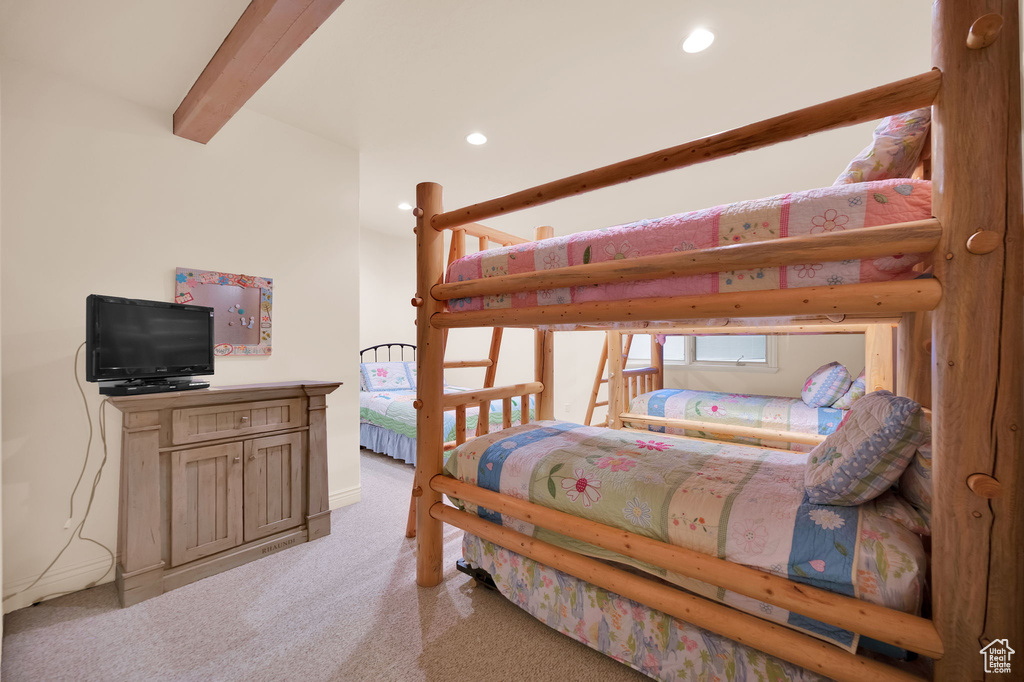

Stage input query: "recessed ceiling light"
[
  {"left": 466, "top": 132, "right": 488, "bottom": 145},
  {"left": 682, "top": 28, "right": 715, "bottom": 54},
  {"left": 398, "top": 202, "right": 413, "bottom": 211}
]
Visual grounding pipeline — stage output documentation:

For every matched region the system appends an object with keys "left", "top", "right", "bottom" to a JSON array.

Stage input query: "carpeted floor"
[{"left": 2, "top": 449, "right": 647, "bottom": 681}]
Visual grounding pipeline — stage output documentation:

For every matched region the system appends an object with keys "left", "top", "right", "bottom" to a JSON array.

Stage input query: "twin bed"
[{"left": 406, "top": 4, "right": 1022, "bottom": 680}]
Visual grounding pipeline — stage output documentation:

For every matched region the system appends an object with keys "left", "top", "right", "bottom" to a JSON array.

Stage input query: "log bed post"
[
  {"left": 651, "top": 333, "right": 665, "bottom": 390},
  {"left": 864, "top": 323, "right": 895, "bottom": 393},
  {"left": 607, "top": 331, "right": 625, "bottom": 428},
  {"left": 932, "top": 1, "right": 1023, "bottom": 678},
  {"left": 414, "top": 182, "right": 446, "bottom": 586},
  {"left": 534, "top": 226, "right": 555, "bottom": 420}
]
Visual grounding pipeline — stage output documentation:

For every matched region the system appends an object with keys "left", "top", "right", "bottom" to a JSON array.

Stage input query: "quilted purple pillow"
[
  {"left": 834, "top": 108, "right": 931, "bottom": 185},
  {"left": 801, "top": 362, "right": 853, "bottom": 408}
]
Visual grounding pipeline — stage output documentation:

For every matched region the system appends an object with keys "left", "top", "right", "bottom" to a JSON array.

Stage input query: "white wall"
[{"left": 0, "top": 58, "right": 361, "bottom": 612}]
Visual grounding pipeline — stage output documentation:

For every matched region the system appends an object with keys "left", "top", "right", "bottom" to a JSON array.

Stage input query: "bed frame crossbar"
[{"left": 432, "top": 279, "right": 941, "bottom": 329}]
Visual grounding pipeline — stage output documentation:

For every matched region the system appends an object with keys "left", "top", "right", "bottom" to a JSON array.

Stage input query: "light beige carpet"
[{"left": 2, "top": 449, "right": 646, "bottom": 681}]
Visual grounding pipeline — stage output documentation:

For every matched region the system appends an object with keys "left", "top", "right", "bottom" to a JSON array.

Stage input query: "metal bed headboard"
[{"left": 359, "top": 343, "right": 417, "bottom": 362}]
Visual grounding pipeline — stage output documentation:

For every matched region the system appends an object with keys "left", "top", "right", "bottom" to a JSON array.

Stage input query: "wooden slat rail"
[
  {"left": 461, "top": 222, "right": 529, "bottom": 246},
  {"left": 432, "top": 475, "right": 942, "bottom": 659},
  {"left": 621, "top": 413, "right": 827, "bottom": 446},
  {"left": 442, "top": 382, "right": 543, "bottom": 409},
  {"left": 431, "top": 504, "right": 926, "bottom": 682},
  {"left": 444, "top": 359, "right": 493, "bottom": 369},
  {"left": 431, "top": 71, "right": 941, "bottom": 231},
  {"left": 620, "top": 426, "right": 801, "bottom": 453},
  {"left": 432, "top": 279, "right": 942, "bottom": 329},
  {"left": 432, "top": 220, "right": 942, "bottom": 301}
]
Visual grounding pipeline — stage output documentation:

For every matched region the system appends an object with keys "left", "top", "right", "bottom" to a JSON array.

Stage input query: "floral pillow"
[
  {"left": 360, "top": 362, "right": 415, "bottom": 391},
  {"left": 870, "top": 489, "right": 930, "bottom": 536},
  {"left": 831, "top": 369, "right": 867, "bottom": 410},
  {"left": 834, "top": 108, "right": 931, "bottom": 185},
  {"left": 804, "top": 391, "right": 929, "bottom": 506},
  {"left": 801, "top": 362, "right": 853, "bottom": 408}
]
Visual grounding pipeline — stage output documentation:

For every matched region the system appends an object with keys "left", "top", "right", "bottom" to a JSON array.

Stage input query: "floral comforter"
[
  {"left": 627, "top": 389, "right": 844, "bottom": 452},
  {"left": 443, "top": 421, "right": 926, "bottom": 653},
  {"left": 444, "top": 179, "right": 930, "bottom": 313},
  {"left": 360, "top": 388, "right": 533, "bottom": 442}
]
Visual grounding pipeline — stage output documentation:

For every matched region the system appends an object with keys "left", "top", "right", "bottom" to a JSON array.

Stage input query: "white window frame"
[{"left": 628, "top": 335, "right": 779, "bottom": 373}]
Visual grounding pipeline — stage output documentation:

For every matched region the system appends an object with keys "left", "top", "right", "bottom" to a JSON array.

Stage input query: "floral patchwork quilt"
[
  {"left": 627, "top": 389, "right": 845, "bottom": 452},
  {"left": 444, "top": 421, "right": 926, "bottom": 653},
  {"left": 359, "top": 388, "right": 533, "bottom": 442},
  {"left": 444, "top": 179, "right": 931, "bottom": 312}
]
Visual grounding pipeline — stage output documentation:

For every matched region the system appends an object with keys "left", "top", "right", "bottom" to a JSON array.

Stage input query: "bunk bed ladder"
[{"left": 583, "top": 333, "right": 636, "bottom": 426}]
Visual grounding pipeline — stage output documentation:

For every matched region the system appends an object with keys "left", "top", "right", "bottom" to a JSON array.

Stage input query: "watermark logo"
[{"left": 981, "top": 639, "right": 1015, "bottom": 674}]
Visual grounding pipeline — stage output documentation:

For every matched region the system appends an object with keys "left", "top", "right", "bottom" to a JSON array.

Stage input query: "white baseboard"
[
  {"left": 329, "top": 485, "right": 361, "bottom": 509},
  {"left": 3, "top": 553, "right": 116, "bottom": 614}
]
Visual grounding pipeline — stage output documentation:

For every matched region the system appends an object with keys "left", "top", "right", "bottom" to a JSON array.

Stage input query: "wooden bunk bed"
[
  {"left": 408, "top": 3, "right": 1022, "bottom": 679},
  {"left": 589, "top": 323, "right": 895, "bottom": 451}
]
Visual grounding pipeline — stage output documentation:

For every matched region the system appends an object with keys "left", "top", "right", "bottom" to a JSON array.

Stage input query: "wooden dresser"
[{"left": 109, "top": 381, "right": 340, "bottom": 606}]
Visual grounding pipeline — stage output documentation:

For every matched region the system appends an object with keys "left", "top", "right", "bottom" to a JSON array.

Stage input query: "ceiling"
[{"left": 1, "top": 0, "right": 934, "bottom": 237}]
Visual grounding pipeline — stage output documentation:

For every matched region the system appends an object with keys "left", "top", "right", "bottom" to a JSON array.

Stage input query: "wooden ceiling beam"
[{"left": 173, "top": 0, "right": 345, "bottom": 144}]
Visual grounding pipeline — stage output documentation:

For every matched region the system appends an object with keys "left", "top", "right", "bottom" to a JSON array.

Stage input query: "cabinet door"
[
  {"left": 170, "top": 442, "right": 243, "bottom": 566},
  {"left": 243, "top": 433, "right": 304, "bottom": 542}
]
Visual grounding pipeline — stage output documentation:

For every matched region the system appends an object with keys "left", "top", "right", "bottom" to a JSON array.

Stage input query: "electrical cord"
[
  {"left": 67, "top": 342, "right": 92, "bottom": 525},
  {"left": 2, "top": 343, "right": 117, "bottom": 605}
]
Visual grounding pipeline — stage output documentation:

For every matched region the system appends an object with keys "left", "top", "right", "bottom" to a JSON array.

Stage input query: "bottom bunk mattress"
[
  {"left": 360, "top": 388, "right": 533, "bottom": 464},
  {"left": 626, "top": 389, "right": 845, "bottom": 452},
  {"left": 443, "top": 421, "right": 926, "bottom": 654},
  {"left": 462, "top": 533, "right": 830, "bottom": 681}
]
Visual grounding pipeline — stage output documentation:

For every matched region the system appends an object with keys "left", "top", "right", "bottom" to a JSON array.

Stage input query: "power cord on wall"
[{"left": 2, "top": 342, "right": 116, "bottom": 605}]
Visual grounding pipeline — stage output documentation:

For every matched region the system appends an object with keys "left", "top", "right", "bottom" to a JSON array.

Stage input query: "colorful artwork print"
[{"left": 175, "top": 267, "right": 273, "bottom": 356}]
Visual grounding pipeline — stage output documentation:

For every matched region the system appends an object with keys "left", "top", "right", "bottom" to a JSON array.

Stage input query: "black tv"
[{"left": 86, "top": 295, "right": 215, "bottom": 395}]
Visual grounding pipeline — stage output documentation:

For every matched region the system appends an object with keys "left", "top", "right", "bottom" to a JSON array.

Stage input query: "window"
[{"left": 628, "top": 335, "right": 777, "bottom": 371}]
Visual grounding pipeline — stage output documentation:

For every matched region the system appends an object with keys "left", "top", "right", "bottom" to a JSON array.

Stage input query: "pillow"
[
  {"left": 834, "top": 108, "right": 931, "bottom": 185},
  {"left": 360, "top": 362, "right": 415, "bottom": 391},
  {"left": 899, "top": 441, "right": 932, "bottom": 526},
  {"left": 870, "top": 490, "right": 930, "bottom": 536},
  {"left": 831, "top": 369, "right": 867, "bottom": 410},
  {"left": 804, "top": 390, "right": 929, "bottom": 506},
  {"left": 801, "top": 362, "right": 853, "bottom": 408}
]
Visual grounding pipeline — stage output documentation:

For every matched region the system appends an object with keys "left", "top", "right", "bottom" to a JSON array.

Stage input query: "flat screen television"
[{"left": 86, "top": 295, "right": 215, "bottom": 395}]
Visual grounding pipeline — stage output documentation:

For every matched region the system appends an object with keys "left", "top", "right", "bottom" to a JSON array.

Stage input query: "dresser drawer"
[{"left": 171, "top": 398, "right": 303, "bottom": 445}]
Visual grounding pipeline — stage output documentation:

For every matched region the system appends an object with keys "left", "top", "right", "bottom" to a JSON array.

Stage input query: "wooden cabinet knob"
[
  {"left": 233, "top": 455, "right": 241, "bottom": 463},
  {"left": 248, "top": 454, "right": 256, "bottom": 461}
]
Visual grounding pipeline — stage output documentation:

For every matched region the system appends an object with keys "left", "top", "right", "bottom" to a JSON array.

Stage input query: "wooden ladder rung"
[
  {"left": 598, "top": 378, "right": 608, "bottom": 384},
  {"left": 594, "top": 401, "right": 608, "bottom": 408}
]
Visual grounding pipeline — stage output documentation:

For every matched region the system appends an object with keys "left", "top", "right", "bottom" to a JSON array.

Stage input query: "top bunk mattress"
[{"left": 444, "top": 179, "right": 931, "bottom": 312}]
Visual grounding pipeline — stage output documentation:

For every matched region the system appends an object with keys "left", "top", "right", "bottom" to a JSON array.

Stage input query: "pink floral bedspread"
[{"left": 445, "top": 179, "right": 931, "bottom": 312}]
